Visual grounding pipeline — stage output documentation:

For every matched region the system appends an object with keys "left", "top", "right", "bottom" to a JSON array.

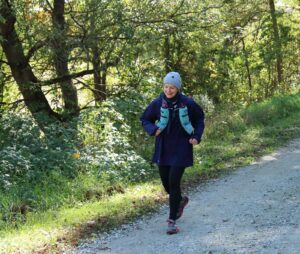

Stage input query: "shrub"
[
  {"left": 243, "top": 93, "right": 300, "bottom": 125},
  {"left": 0, "top": 96, "right": 156, "bottom": 224}
]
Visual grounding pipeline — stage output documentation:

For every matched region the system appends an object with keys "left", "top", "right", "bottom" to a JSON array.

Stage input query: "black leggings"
[{"left": 158, "top": 165, "right": 185, "bottom": 220}]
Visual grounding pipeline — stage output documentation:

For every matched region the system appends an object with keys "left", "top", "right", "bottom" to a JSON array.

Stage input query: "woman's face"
[{"left": 163, "top": 84, "right": 178, "bottom": 99}]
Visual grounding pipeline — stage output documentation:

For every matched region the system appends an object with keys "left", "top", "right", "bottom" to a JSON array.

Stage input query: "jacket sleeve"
[
  {"left": 189, "top": 100, "right": 205, "bottom": 143},
  {"left": 140, "top": 100, "right": 159, "bottom": 136}
]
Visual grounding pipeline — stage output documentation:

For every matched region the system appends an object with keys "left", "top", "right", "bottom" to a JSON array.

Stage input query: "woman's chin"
[{"left": 165, "top": 94, "right": 176, "bottom": 98}]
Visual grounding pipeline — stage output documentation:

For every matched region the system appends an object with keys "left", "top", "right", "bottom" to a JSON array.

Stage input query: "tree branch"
[
  {"left": 80, "top": 98, "right": 96, "bottom": 111},
  {"left": 74, "top": 78, "right": 107, "bottom": 96},
  {"left": 26, "top": 40, "right": 47, "bottom": 61},
  {"left": 0, "top": 99, "right": 25, "bottom": 112},
  {"left": 127, "top": 4, "right": 225, "bottom": 25},
  {"left": 40, "top": 69, "right": 94, "bottom": 86},
  {"left": 45, "top": 0, "right": 54, "bottom": 12}
]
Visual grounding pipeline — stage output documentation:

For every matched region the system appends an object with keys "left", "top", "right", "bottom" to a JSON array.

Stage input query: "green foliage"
[
  {"left": 243, "top": 93, "right": 300, "bottom": 125},
  {"left": 0, "top": 114, "right": 77, "bottom": 189},
  {"left": 191, "top": 92, "right": 300, "bottom": 174},
  {"left": 2, "top": 0, "right": 300, "bottom": 117},
  {"left": 0, "top": 94, "right": 157, "bottom": 228},
  {"left": 78, "top": 95, "right": 155, "bottom": 184},
  {"left": 108, "top": 89, "right": 158, "bottom": 159}
]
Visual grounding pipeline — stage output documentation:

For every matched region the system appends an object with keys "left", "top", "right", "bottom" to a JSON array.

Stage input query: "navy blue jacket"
[{"left": 140, "top": 93, "right": 205, "bottom": 167}]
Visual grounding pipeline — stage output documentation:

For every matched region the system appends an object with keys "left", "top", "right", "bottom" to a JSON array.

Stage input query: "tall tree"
[
  {"left": 164, "top": 35, "right": 172, "bottom": 73},
  {"left": 51, "top": 0, "right": 79, "bottom": 115},
  {"left": 89, "top": 5, "right": 107, "bottom": 103},
  {"left": 0, "top": 0, "right": 60, "bottom": 128},
  {"left": 241, "top": 37, "right": 252, "bottom": 94},
  {"left": 268, "top": 0, "right": 283, "bottom": 89},
  {"left": 85, "top": 0, "right": 132, "bottom": 103}
]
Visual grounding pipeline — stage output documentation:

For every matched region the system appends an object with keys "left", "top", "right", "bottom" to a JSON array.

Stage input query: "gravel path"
[{"left": 74, "top": 138, "right": 300, "bottom": 254}]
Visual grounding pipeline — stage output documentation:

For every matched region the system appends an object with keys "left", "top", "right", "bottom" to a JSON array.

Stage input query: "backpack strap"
[
  {"left": 155, "top": 98, "right": 169, "bottom": 131},
  {"left": 156, "top": 95, "right": 194, "bottom": 135},
  {"left": 179, "top": 106, "right": 194, "bottom": 135}
]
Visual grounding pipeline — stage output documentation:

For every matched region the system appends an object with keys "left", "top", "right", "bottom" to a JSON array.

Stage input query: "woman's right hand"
[{"left": 155, "top": 128, "right": 162, "bottom": 136}]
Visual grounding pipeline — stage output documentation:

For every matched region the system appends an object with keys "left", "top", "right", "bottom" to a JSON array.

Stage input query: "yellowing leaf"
[{"left": 72, "top": 152, "right": 81, "bottom": 159}]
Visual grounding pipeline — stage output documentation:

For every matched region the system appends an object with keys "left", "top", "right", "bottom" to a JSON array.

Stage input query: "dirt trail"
[{"left": 75, "top": 138, "right": 300, "bottom": 254}]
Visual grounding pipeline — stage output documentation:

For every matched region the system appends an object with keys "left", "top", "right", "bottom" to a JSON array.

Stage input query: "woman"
[{"left": 140, "top": 71, "right": 205, "bottom": 234}]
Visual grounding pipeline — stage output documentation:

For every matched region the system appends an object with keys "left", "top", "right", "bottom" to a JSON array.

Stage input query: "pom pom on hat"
[{"left": 163, "top": 72, "right": 182, "bottom": 90}]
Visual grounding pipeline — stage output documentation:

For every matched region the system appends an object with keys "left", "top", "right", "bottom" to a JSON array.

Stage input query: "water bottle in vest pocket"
[
  {"left": 179, "top": 106, "right": 194, "bottom": 134},
  {"left": 156, "top": 107, "right": 169, "bottom": 131}
]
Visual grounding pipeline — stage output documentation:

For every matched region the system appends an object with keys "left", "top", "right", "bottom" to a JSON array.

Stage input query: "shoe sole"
[{"left": 167, "top": 228, "right": 179, "bottom": 235}]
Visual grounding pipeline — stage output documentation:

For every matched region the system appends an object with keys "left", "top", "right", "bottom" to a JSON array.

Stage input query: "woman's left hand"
[{"left": 189, "top": 138, "right": 198, "bottom": 145}]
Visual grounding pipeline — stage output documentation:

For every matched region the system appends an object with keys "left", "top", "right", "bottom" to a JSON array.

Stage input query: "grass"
[
  {"left": 0, "top": 92, "right": 300, "bottom": 253},
  {"left": 0, "top": 182, "right": 166, "bottom": 254}
]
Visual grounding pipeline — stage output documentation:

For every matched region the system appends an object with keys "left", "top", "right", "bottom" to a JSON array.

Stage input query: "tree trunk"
[
  {"left": 91, "top": 46, "right": 107, "bottom": 103},
  {"left": 0, "top": 71, "right": 4, "bottom": 118},
  {"left": 268, "top": 0, "right": 284, "bottom": 91},
  {"left": 0, "top": 0, "right": 59, "bottom": 127},
  {"left": 52, "top": 0, "right": 79, "bottom": 116},
  {"left": 241, "top": 37, "right": 252, "bottom": 102},
  {"left": 164, "top": 36, "right": 172, "bottom": 73},
  {"left": 100, "top": 68, "right": 107, "bottom": 98},
  {"left": 89, "top": 8, "right": 106, "bottom": 104},
  {"left": 174, "top": 35, "right": 183, "bottom": 72},
  {"left": 265, "top": 64, "right": 271, "bottom": 98}
]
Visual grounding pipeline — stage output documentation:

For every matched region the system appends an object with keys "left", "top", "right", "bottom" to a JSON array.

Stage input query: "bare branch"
[
  {"left": 127, "top": 4, "right": 225, "bottom": 25},
  {"left": 74, "top": 78, "right": 107, "bottom": 96},
  {"left": 45, "top": 0, "right": 54, "bottom": 12},
  {"left": 40, "top": 69, "right": 94, "bottom": 86},
  {"left": 0, "top": 99, "right": 25, "bottom": 112},
  {"left": 80, "top": 99, "right": 96, "bottom": 111}
]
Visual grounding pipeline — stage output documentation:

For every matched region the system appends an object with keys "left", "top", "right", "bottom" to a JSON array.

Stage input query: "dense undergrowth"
[
  {"left": 0, "top": 91, "right": 299, "bottom": 253},
  {"left": 0, "top": 90, "right": 155, "bottom": 230}
]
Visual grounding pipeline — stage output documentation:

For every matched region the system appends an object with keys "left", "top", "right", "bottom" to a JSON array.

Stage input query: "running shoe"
[
  {"left": 176, "top": 196, "right": 189, "bottom": 220},
  {"left": 166, "top": 219, "right": 179, "bottom": 234}
]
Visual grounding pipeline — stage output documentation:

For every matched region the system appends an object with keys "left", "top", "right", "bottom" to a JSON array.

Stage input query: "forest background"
[{"left": 0, "top": 0, "right": 299, "bottom": 252}]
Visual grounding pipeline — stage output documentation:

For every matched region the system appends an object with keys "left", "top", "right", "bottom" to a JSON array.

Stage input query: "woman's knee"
[{"left": 168, "top": 180, "right": 181, "bottom": 191}]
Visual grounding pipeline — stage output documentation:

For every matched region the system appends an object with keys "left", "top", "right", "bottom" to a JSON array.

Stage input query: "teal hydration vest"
[{"left": 156, "top": 100, "right": 194, "bottom": 135}]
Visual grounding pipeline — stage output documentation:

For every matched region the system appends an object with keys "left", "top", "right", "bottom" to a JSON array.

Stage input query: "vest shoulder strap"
[{"left": 156, "top": 96, "right": 194, "bottom": 134}]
